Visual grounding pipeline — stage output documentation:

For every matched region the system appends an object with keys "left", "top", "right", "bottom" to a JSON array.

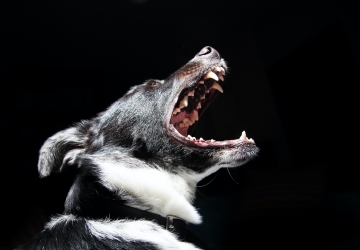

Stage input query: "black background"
[{"left": 1, "top": 0, "right": 360, "bottom": 249}]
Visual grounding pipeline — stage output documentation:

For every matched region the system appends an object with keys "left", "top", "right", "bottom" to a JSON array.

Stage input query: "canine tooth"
[
  {"left": 204, "top": 71, "right": 219, "bottom": 81},
  {"left": 220, "top": 67, "right": 225, "bottom": 75},
  {"left": 213, "top": 67, "right": 221, "bottom": 73},
  {"left": 179, "top": 96, "right": 188, "bottom": 108},
  {"left": 200, "top": 137, "right": 204, "bottom": 141},
  {"left": 211, "top": 82, "right": 223, "bottom": 93},
  {"left": 240, "top": 131, "right": 247, "bottom": 140},
  {"left": 188, "top": 90, "right": 195, "bottom": 96},
  {"left": 219, "top": 75, "right": 224, "bottom": 81},
  {"left": 197, "top": 103, "right": 201, "bottom": 109},
  {"left": 173, "top": 108, "right": 181, "bottom": 115},
  {"left": 248, "top": 138, "right": 255, "bottom": 143}
]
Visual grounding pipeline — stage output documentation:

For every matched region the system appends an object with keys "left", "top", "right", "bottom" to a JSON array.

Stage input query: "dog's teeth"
[
  {"left": 179, "top": 96, "right": 188, "bottom": 108},
  {"left": 213, "top": 67, "right": 221, "bottom": 73},
  {"left": 220, "top": 67, "right": 225, "bottom": 75},
  {"left": 198, "top": 80, "right": 204, "bottom": 84},
  {"left": 188, "top": 90, "right": 195, "bottom": 96},
  {"left": 187, "top": 135, "right": 196, "bottom": 140},
  {"left": 192, "top": 110, "right": 199, "bottom": 121},
  {"left": 204, "top": 71, "right": 219, "bottom": 81},
  {"left": 240, "top": 131, "right": 247, "bottom": 140},
  {"left": 201, "top": 95, "right": 205, "bottom": 100},
  {"left": 197, "top": 102, "right": 201, "bottom": 109},
  {"left": 172, "top": 108, "right": 181, "bottom": 115},
  {"left": 248, "top": 138, "right": 255, "bottom": 143},
  {"left": 200, "top": 137, "right": 204, "bottom": 141},
  {"left": 219, "top": 75, "right": 224, "bottom": 81},
  {"left": 188, "top": 110, "right": 198, "bottom": 123},
  {"left": 211, "top": 82, "right": 224, "bottom": 93},
  {"left": 210, "top": 139, "right": 215, "bottom": 142},
  {"left": 183, "top": 118, "right": 193, "bottom": 126}
]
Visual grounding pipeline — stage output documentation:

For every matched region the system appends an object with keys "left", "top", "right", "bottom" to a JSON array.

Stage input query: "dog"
[{"left": 16, "top": 46, "right": 259, "bottom": 250}]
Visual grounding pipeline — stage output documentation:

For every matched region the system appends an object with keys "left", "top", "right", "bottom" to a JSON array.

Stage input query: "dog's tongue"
[{"left": 171, "top": 111, "right": 198, "bottom": 137}]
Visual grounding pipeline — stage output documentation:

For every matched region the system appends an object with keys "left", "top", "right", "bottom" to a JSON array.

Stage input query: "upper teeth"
[
  {"left": 179, "top": 96, "right": 188, "bottom": 108},
  {"left": 211, "top": 82, "right": 223, "bottom": 93},
  {"left": 204, "top": 71, "right": 219, "bottom": 81},
  {"left": 214, "top": 66, "right": 225, "bottom": 75},
  {"left": 191, "top": 110, "right": 199, "bottom": 121},
  {"left": 171, "top": 66, "right": 228, "bottom": 139},
  {"left": 174, "top": 66, "right": 225, "bottom": 114},
  {"left": 172, "top": 107, "right": 181, "bottom": 115}
]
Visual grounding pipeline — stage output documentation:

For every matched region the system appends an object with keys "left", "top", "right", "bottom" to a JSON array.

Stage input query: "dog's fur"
[{"left": 17, "top": 47, "right": 259, "bottom": 250}]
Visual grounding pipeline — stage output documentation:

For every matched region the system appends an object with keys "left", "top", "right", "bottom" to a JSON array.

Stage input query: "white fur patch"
[
  {"left": 189, "top": 165, "right": 222, "bottom": 183},
  {"left": 45, "top": 214, "right": 77, "bottom": 229},
  {"left": 95, "top": 158, "right": 202, "bottom": 224},
  {"left": 46, "top": 215, "right": 200, "bottom": 250},
  {"left": 87, "top": 218, "right": 200, "bottom": 250}
]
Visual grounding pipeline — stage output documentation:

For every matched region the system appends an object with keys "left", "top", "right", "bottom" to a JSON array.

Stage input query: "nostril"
[
  {"left": 196, "top": 46, "right": 220, "bottom": 59},
  {"left": 198, "top": 46, "right": 212, "bottom": 56}
]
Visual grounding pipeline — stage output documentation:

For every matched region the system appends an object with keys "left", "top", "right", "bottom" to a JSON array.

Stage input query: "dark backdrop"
[{"left": 1, "top": 0, "right": 360, "bottom": 249}]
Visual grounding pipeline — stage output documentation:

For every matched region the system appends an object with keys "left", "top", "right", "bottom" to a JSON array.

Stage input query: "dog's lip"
[{"left": 168, "top": 124, "right": 255, "bottom": 148}]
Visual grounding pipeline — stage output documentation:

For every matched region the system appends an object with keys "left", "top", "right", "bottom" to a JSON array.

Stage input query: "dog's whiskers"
[
  {"left": 196, "top": 173, "right": 218, "bottom": 188},
  {"left": 226, "top": 168, "right": 239, "bottom": 185}
]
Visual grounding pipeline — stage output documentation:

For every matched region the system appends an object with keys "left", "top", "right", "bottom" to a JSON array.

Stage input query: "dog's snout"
[{"left": 196, "top": 46, "right": 220, "bottom": 59}]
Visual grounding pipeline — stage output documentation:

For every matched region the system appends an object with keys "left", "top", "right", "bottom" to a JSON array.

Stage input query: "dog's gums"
[{"left": 168, "top": 66, "right": 255, "bottom": 148}]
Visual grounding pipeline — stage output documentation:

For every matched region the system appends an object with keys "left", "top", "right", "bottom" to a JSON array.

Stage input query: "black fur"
[{"left": 18, "top": 218, "right": 158, "bottom": 250}]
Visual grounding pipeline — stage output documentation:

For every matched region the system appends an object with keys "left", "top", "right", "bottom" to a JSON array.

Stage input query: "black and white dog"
[{"left": 17, "top": 47, "right": 259, "bottom": 250}]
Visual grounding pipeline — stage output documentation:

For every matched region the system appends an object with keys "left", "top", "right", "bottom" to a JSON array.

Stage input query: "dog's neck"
[
  {"left": 96, "top": 159, "right": 205, "bottom": 224},
  {"left": 66, "top": 154, "right": 222, "bottom": 224}
]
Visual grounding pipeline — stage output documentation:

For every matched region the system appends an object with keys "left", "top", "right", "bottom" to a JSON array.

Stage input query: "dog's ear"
[{"left": 38, "top": 121, "right": 90, "bottom": 177}]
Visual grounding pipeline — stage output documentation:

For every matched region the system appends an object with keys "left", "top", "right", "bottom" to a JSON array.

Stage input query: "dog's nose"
[{"left": 196, "top": 46, "right": 220, "bottom": 59}]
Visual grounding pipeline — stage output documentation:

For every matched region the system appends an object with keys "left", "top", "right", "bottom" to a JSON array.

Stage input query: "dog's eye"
[{"left": 146, "top": 81, "right": 161, "bottom": 87}]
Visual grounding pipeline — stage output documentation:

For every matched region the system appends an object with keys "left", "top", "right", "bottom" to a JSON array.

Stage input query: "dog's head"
[
  {"left": 39, "top": 46, "right": 258, "bottom": 178},
  {"left": 37, "top": 47, "right": 259, "bottom": 222}
]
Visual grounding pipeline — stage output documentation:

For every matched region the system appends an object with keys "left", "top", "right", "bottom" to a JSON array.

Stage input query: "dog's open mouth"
[{"left": 168, "top": 66, "right": 255, "bottom": 148}]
